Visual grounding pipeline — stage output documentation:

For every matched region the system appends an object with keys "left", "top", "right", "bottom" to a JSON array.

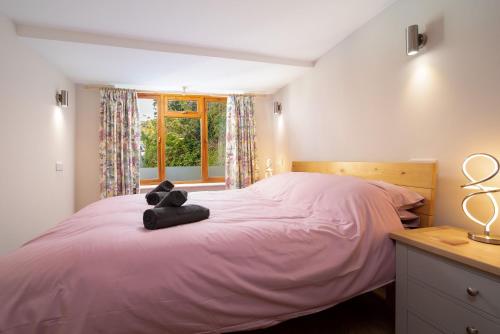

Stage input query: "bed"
[{"left": 0, "top": 161, "right": 437, "bottom": 334}]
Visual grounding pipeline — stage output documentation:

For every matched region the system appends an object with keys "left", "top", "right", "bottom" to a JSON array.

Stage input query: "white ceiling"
[
  {"left": 0, "top": 0, "right": 396, "bottom": 94},
  {"left": 22, "top": 37, "right": 308, "bottom": 94}
]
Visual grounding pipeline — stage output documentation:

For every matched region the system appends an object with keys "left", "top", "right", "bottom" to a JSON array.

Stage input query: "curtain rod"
[{"left": 83, "top": 85, "right": 270, "bottom": 97}]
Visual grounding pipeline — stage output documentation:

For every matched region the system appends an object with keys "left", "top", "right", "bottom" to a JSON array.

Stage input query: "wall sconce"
[
  {"left": 273, "top": 102, "right": 282, "bottom": 116},
  {"left": 56, "top": 90, "right": 69, "bottom": 108},
  {"left": 461, "top": 153, "right": 500, "bottom": 245},
  {"left": 406, "top": 24, "right": 427, "bottom": 56}
]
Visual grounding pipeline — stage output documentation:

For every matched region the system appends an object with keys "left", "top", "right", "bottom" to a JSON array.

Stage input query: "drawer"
[
  {"left": 408, "top": 279, "right": 500, "bottom": 334},
  {"left": 408, "top": 312, "right": 443, "bottom": 334},
  {"left": 407, "top": 247, "right": 500, "bottom": 318}
]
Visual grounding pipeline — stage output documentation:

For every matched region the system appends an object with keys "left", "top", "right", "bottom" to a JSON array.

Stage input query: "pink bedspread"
[{"left": 0, "top": 173, "right": 403, "bottom": 334}]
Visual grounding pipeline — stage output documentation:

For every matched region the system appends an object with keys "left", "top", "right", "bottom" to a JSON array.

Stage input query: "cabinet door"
[
  {"left": 408, "top": 312, "right": 443, "bottom": 334},
  {"left": 408, "top": 248, "right": 500, "bottom": 317},
  {"left": 408, "top": 280, "right": 500, "bottom": 334}
]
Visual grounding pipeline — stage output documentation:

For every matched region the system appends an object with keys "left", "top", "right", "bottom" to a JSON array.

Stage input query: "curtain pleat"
[
  {"left": 99, "top": 88, "right": 140, "bottom": 198},
  {"left": 225, "top": 95, "right": 258, "bottom": 189}
]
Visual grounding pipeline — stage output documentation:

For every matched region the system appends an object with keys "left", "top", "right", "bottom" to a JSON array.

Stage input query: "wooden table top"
[{"left": 390, "top": 226, "right": 500, "bottom": 277}]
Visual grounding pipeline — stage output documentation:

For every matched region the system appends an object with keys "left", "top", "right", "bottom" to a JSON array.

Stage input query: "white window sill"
[{"left": 140, "top": 182, "right": 225, "bottom": 193}]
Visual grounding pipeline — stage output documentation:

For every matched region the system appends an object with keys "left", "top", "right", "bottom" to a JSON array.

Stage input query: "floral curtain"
[
  {"left": 225, "top": 95, "right": 258, "bottom": 189},
  {"left": 99, "top": 88, "right": 140, "bottom": 198}
]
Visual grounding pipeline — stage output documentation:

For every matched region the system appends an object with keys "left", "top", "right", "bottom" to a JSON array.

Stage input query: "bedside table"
[{"left": 390, "top": 226, "right": 500, "bottom": 334}]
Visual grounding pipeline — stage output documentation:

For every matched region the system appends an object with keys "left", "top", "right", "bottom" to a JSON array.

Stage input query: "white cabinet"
[{"left": 390, "top": 227, "right": 500, "bottom": 334}]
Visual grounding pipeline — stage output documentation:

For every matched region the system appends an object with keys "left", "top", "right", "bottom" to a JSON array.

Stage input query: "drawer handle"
[
  {"left": 466, "top": 287, "right": 479, "bottom": 297},
  {"left": 466, "top": 326, "right": 479, "bottom": 334}
]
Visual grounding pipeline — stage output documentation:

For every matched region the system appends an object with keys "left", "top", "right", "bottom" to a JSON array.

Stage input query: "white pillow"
[{"left": 367, "top": 180, "right": 424, "bottom": 210}]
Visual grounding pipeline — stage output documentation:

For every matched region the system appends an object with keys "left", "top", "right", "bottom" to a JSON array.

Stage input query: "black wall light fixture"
[{"left": 56, "top": 90, "right": 69, "bottom": 108}]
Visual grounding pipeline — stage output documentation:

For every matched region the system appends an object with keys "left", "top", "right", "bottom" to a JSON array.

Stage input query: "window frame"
[{"left": 138, "top": 93, "right": 227, "bottom": 185}]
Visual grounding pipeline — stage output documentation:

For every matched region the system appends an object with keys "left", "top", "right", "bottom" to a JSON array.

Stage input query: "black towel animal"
[
  {"left": 145, "top": 180, "right": 175, "bottom": 205},
  {"left": 143, "top": 205, "right": 210, "bottom": 230},
  {"left": 155, "top": 190, "right": 188, "bottom": 208}
]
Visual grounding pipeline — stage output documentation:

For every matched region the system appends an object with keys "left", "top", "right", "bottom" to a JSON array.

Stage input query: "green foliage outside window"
[
  {"left": 207, "top": 102, "right": 226, "bottom": 166},
  {"left": 167, "top": 100, "right": 197, "bottom": 112},
  {"left": 140, "top": 100, "right": 226, "bottom": 168},
  {"left": 140, "top": 100, "right": 158, "bottom": 168},
  {"left": 165, "top": 117, "right": 201, "bottom": 166}
]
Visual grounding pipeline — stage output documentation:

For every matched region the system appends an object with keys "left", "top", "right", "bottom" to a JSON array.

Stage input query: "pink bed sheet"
[{"left": 0, "top": 172, "right": 403, "bottom": 334}]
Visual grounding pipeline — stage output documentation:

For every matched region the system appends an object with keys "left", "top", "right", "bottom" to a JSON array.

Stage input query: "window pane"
[
  {"left": 138, "top": 98, "right": 158, "bottom": 180},
  {"left": 167, "top": 100, "right": 197, "bottom": 112},
  {"left": 165, "top": 117, "right": 201, "bottom": 181},
  {"left": 207, "top": 101, "right": 226, "bottom": 178}
]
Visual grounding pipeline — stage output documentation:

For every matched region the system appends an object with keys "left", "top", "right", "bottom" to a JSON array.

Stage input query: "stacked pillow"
[{"left": 366, "top": 180, "right": 424, "bottom": 228}]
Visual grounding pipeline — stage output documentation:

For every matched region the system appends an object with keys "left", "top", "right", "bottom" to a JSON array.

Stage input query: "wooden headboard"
[{"left": 291, "top": 161, "right": 438, "bottom": 227}]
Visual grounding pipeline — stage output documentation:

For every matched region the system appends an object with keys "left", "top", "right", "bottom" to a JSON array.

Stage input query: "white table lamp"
[{"left": 461, "top": 153, "right": 500, "bottom": 245}]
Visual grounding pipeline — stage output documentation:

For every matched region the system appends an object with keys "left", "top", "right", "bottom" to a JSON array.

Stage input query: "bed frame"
[{"left": 291, "top": 161, "right": 438, "bottom": 227}]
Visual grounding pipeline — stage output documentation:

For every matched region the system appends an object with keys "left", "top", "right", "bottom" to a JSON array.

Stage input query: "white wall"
[
  {"left": 253, "top": 95, "right": 275, "bottom": 177},
  {"left": 75, "top": 85, "right": 100, "bottom": 210},
  {"left": 272, "top": 0, "right": 500, "bottom": 235},
  {"left": 0, "top": 14, "right": 75, "bottom": 254},
  {"left": 74, "top": 90, "right": 274, "bottom": 210}
]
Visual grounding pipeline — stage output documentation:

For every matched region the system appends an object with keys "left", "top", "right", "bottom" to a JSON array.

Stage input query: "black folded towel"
[
  {"left": 145, "top": 191, "right": 168, "bottom": 206},
  {"left": 145, "top": 180, "right": 175, "bottom": 205},
  {"left": 143, "top": 205, "right": 210, "bottom": 230},
  {"left": 155, "top": 190, "right": 188, "bottom": 208}
]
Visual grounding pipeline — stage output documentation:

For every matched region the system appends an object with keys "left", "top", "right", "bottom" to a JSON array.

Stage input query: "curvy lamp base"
[{"left": 468, "top": 232, "right": 500, "bottom": 245}]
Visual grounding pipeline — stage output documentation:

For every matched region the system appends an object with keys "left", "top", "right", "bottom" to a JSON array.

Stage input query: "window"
[
  {"left": 139, "top": 96, "right": 159, "bottom": 180},
  {"left": 139, "top": 94, "right": 227, "bottom": 184},
  {"left": 206, "top": 100, "right": 226, "bottom": 178}
]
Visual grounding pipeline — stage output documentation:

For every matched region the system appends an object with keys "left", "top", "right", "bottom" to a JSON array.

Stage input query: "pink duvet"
[{"left": 0, "top": 173, "right": 403, "bottom": 334}]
